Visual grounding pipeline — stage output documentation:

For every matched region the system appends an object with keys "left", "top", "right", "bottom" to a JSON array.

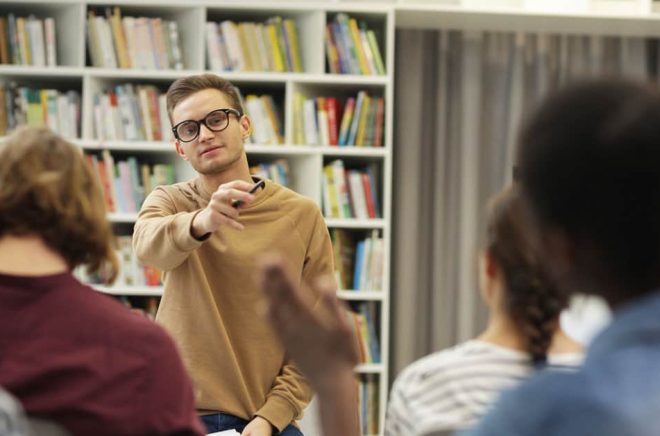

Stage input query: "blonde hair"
[{"left": 0, "top": 127, "right": 118, "bottom": 282}]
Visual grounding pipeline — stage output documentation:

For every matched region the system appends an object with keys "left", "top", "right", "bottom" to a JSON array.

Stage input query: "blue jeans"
[{"left": 201, "top": 413, "right": 303, "bottom": 436}]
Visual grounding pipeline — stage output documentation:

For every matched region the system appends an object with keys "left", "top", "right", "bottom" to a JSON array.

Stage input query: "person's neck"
[
  {"left": 0, "top": 235, "right": 68, "bottom": 275},
  {"left": 478, "top": 314, "right": 583, "bottom": 355},
  {"left": 477, "top": 316, "right": 527, "bottom": 352},
  {"left": 200, "top": 166, "right": 253, "bottom": 194}
]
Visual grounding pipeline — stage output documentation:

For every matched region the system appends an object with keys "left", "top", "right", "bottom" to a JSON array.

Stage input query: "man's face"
[{"left": 171, "top": 89, "right": 251, "bottom": 175}]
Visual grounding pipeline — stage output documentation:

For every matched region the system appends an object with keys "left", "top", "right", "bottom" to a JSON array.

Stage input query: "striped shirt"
[{"left": 385, "top": 340, "right": 583, "bottom": 436}]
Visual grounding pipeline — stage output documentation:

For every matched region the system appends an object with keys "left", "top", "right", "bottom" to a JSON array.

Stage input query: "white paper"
[{"left": 206, "top": 430, "right": 240, "bottom": 436}]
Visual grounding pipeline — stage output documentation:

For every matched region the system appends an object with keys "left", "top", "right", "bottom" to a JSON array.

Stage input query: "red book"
[
  {"left": 325, "top": 96, "right": 340, "bottom": 146},
  {"left": 361, "top": 172, "right": 376, "bottom": 219}
]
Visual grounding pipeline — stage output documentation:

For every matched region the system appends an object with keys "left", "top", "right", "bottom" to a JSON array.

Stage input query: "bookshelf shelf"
[
  {"left": 338, "top": 290, "right": 384, "bottom": 301},
  {"left": 94, "top": 284, "right": 163, "bottom": 296},
  {"left": 326, "top": 218, "right": 386, "bottom": 229},
  {"left": 108, "top": 212, "right": 139, "bottom": 223},
  {"left": 355, "top": 363, "right": 385, "bottom": 374}
]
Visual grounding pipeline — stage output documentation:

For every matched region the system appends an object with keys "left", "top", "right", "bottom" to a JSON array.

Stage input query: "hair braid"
[{"left": 486, "top": 186, "right": 569, "bottom": 367}]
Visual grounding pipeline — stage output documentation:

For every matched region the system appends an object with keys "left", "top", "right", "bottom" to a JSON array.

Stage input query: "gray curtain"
[{"left": 391, "top": 28, "right": 655, "bottom": 378}]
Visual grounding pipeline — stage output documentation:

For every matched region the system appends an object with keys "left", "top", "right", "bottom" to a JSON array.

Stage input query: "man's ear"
[
  {"left": 240, "top": 114, "right": 252, "bottom": 140},
  {"left": 174, "top": 140, "right": 189, "bottom": 161}
]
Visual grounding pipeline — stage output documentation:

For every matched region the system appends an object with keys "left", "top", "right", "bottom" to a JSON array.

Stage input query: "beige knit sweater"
[{"left": 133, "top": 177, "right": 335, "bottom": 431}]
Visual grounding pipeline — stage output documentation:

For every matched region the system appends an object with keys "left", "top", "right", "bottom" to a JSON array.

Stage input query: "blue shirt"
[{"left": 465, "top": 290, "right": 660, "bottom": 436}]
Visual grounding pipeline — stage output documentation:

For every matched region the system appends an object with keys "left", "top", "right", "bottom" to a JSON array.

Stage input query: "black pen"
[{"left": 232, "top": 179, "right": 265, "bottom": 208}]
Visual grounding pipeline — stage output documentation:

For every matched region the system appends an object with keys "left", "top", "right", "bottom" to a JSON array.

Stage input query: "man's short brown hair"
[
  {"left": 166, "top": 73, "right": 244, "bottom": 124},
  {"left": 0, "top": 127, "right": 118, "bottom": 282}
]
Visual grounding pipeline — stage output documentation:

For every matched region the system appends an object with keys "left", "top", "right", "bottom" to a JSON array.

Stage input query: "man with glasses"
[{"left": 133, "top": 74, "right": 335, "bottom": 436}]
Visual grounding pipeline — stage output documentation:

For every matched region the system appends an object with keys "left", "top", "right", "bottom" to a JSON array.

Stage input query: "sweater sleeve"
[
  {"left": 133, "top": 187, "right": 206, "bottom": 271},
  {"left": 255, "top": 361, "right": 312, "bottom": 431}
]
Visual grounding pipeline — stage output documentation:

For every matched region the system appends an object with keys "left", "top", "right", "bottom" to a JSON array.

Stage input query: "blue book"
[{"left": 353, "top": 240, "right": 365, "bottom": 290}]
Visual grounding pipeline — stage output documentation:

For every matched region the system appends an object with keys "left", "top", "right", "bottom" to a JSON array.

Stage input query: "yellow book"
[
  {"left": 348, "top": 18, "right": 369, "bottom": 75},
  {"left": 16, "top": 17, "right": 30, "bottom": 65},
  {"left": 109, "top": 7, "right": 130, "bottom": 68},
  {"left": 265, "top": 22, "right": 284, "bottom": 72},
  {"left": 323, "top": 164, "right": 340, "bottom": 218},
  {"left": 283, "top": 18, "right": 302, "bottom": 72},
  {"left": 237, "top": 22, "right": 255, "bottom": 71},
  {"left": 355, "top": 94, "right": 371, "bottom": 146}
]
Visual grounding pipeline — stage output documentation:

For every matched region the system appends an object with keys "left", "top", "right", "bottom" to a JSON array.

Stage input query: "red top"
[{"left": 0, "top": 271, "right": 204, "bottom": 436}]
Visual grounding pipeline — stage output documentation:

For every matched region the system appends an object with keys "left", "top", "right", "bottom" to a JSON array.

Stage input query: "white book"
[
  {"left": 121, "top": 16, "right": 137, "bottom": 69},
  {"left": 332, "top": 160, "right": 350, "bottom": 218},
  {"left": 220, "top": 21, "right": 244, "bottom": 71},
  {"left": 44, "top": 17, "right": 57, "bottom": 66},
  {"left": 27, "top": 17, "right": 46, "bottom": 67},
  {"left": 205, "top": 22, "right": 224, "bottom": 71},
  {"left": 302, "top": 98, "right": 318, "bottom": 145},
  {"left": 56, "top": 94, "right": 70, "bottom": 138},
  {"left": 100, "top": 94, "right": 117, "bottom": 140},
  {"left": 116, "top": 85, "right": 138, "bottom": 141},
  {"left": 254, "top": 23, "right": 270, "bottom": 72},
  {"left": 207, "top": 430, "right": 240, "bottom": 436},
  {"left": 95, "top": 16, "right": 117, "bottom": 68},
  {"left": 166, "top": 21, "right": 184, "bottom": 70},
  {"left": 348, "top": 169, "right": 368, "bottom": 219}
]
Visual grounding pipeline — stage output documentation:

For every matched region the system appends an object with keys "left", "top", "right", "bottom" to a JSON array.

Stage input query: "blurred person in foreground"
[{"left": 0, "top": 127, "right": 204, "bottom": 436}]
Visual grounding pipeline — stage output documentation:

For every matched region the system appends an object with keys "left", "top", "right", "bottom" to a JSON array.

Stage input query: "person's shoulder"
[
  {"left": 270, "top": 182, "right": 318, "bottom": 209},
  {"left": 71, "top": 283, "right": 178, "bottom": 357},
  {"left": 393, "top": 341, "right": 495, "bottom": 391}
]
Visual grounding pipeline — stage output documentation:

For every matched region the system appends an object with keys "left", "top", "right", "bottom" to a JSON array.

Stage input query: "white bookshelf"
[{"left": 0, "top": 1, "right": 393, "bottom": 434}]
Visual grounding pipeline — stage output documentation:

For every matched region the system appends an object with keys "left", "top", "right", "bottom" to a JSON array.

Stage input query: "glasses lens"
[
  {"left": 177, "top": 121, "right": 199, "bottom": 142},
  {"left": 206, "top": 110, "right": 229, "bottom": 131}
]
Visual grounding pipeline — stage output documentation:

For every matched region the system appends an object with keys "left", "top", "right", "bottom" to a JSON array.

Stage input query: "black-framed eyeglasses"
[{"left": 172, "top": 108, "right": 242, "bottom": 142}]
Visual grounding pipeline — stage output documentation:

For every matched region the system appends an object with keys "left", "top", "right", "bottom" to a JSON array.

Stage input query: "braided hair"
[{"left": 485, "top": 186, "right": 569, "bottom": 366}]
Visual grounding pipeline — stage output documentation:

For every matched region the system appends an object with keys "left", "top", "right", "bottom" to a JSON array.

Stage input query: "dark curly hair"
[{"left": 486, "top": 186, "right": 568, "bottom": 366}]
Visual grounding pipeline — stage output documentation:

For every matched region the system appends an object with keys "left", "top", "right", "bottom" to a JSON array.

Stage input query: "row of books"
[
  {"left": 249, "top": 159, "right": 291, "bottom": 187},
  {"left": 93, "top": 84, "right": 172, "bottom": 142},
  {"left": 87, "top": 7, "right": 183, "bottom": 70},
  {"left": 84, "top": 150, "right": 176, "bottom": 213},
  {"left": 323, "top": 160, "right": 381, "bottom": 219},
  {"left": 0, "top": 14, "right": 56, "bottom": 66},
  {"left": 243, "top": 94, "right": 284, "bottom": 145},
  {"left": 350, "top": 302, "right": 381, "bottom": 364},
  {"left": 115, "top": 235, "right": 162, "bottom": 288},
  {"left": 293, "top": 91, "right": 384, "bottom": 147},
  {"left": 358, "top": 374, "right": 380, "bottom": 435},
  {"left": 206, "top": 17, "right": 302, "bottom": 73},
  {"left": 326, "top": 13, "right": 385, "bottom": 76},
  {"left": 332, "top": 229, "right": 384, "bottom": 291},
  {"left": 0, "top": 84, "right": 79, "bottom": 138}
]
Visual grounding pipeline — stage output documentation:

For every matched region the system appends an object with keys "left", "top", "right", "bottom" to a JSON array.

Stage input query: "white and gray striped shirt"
[{"left": 385, "top": 340, "right": 583, "bottom": 436}]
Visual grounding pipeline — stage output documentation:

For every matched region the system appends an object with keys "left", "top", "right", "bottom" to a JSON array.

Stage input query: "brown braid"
[{"left": 486, "top": 186, "right": 569, "bottom": 366}]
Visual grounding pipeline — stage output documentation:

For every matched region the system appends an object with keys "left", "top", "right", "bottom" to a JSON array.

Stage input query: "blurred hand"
[
  {"left": 259, "top": 256, "right": 360, "bottom": 394},
  {"left": 241, "top": 416, "right": 271, "bottom": 436}
]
